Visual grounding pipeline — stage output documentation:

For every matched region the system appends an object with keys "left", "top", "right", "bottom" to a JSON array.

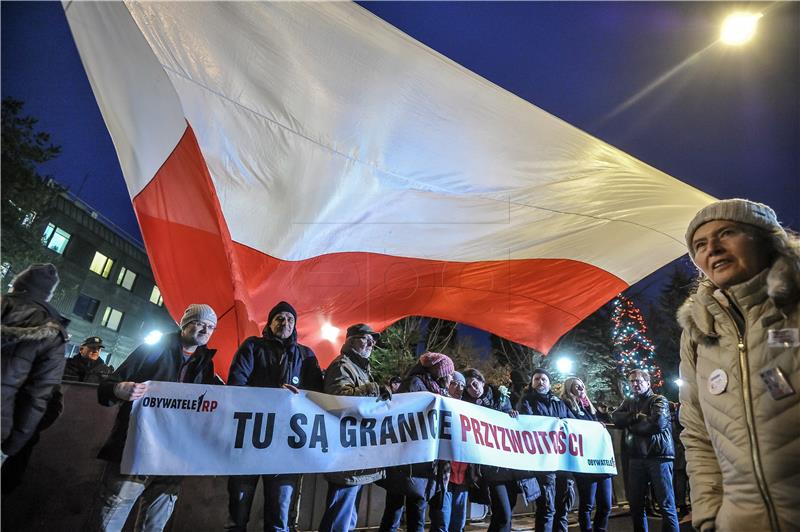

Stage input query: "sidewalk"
[{"left": 465, "top": 508, "right": 694, "bottom": 531}]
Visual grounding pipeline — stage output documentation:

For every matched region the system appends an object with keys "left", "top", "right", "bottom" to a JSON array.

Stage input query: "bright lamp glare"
[
  {"left": 321, "top": 323, "right": 340, "bottom": 343},
  {"left": 555, "top": 357, "right": 573, "bottom": 374},
  {"left": 674, "top": 378, "right": 685, "bottom": 387},
  {"left": 144, "top": 330, "right": 163, "bottom": 345},
  {"left": 720, "top": 12, "right": 762, "bottom": 45}
]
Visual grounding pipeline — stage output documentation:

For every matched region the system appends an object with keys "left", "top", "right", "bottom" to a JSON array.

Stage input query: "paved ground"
[{"left": 465, "top": 510, "right": 694, "bottom": 531}]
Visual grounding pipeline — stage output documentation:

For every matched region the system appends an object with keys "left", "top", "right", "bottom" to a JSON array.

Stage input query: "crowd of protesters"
[{"left": 2, "top": 198, "right": 798, "bottom": 532}]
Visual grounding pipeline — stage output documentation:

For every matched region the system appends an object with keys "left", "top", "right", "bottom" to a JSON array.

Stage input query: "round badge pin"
[
  {"left": 707, "top": 369, "right": 728, "bottom": 395},
  {"left": 291, "top": 376, "right": 300, "bottom": 385}
]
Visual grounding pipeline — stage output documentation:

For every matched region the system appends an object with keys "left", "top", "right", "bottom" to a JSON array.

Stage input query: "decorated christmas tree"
[{"left": 611, "top": 295, "right": 663, "bottom": 395}]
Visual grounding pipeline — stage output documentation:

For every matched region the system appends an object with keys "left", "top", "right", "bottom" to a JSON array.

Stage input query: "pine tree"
[
  {"left": 612, "top": 295, "right": 663, "bottom": 396},
  {"left": 1, "top": 98, "right": 65, "bottom": 279},
  {"left": 647, "top": 262, "right": 696, "bottom": 399}
]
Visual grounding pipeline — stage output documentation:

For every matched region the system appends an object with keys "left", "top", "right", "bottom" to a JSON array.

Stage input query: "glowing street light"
[
  {"left": 555, "top": 357, "right": 574, "bottom": 375},
  {"left": 720, "top": 12, "right": 763, "bottom": 46},
  {"left": 674, "top": 378, "right": 685, "bottom": 388},
  {"left": 321, "top": 323, "right": 340, "bottom": 343},
  {"left": 144, "top": 330, "right": 163, "bottom": 345}
]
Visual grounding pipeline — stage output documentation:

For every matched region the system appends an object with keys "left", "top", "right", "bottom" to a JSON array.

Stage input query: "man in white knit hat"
[{"left": 90, "top": 303, "right": 222, "bottom": 532}]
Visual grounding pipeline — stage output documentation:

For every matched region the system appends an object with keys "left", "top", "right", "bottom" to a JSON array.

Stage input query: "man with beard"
[
  {"left": 517, "top": 369, "right": 576, "bottom": 532},
  {"left": 90, "top": 304, "right": 222, "bottom": 532},
  {"left": 318, "top": 324, "right": 392, "bottom": 532},
  {"left": 226, "top": 301, "right": 323, "bottom": 532}
]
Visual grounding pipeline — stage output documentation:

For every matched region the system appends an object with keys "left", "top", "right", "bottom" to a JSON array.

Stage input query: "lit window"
[
  {"left": 89, "top": 252, "right": 114, "bottom": 279},
  {"left": 116, "top": 266, "right": 137, "bottom": 291},
  {"left": 149, "top": 285, "right": 164, "bottom": 306},
  {"left": 21, "top": 211, "right": 37, "bottom": 228},
  {"left": 100, "top": 306, "right": 124, "bottom": 331},
  {"left": 41, "top": 223, "right": 71, "bottom": 254}
]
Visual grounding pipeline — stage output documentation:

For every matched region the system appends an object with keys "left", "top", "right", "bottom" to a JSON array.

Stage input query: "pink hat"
[{"left": 419, "top": 351, "right": 455, "bottom": 379}]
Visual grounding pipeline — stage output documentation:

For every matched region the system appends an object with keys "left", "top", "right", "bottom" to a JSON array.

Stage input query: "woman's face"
[
  {"left": 571, "top": 380, "right": 587, "bottom": 399},
  {"left": 691, "top": 220, "right": 771, "bottom": 289},
  {"left": 466, "top": 377, "right": 485, "bottom": 399}
]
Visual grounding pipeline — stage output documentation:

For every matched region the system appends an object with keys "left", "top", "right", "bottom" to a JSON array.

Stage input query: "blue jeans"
[
  {"left": 90, "top": 461, "right": 181, "bottom": 532},
  {"left": 430, "top": 485, "right": 469, "bottom": 532},
  {"left": 628, "top": 459, "right": 679, "bottom": 532},
  {"left": 576, "top": 475, "right": 612, "bottom": 532},
  {"left": 379, "top": 491, "right": 427, "bottom": 532},
  {"left": 318, "top": 483, "right": 363, "bottom": 532},
  {"left": 487, "top": 481, "right": 518, "bottom": 532},
  {"left": 534, "top": 473, "right": 556, "bottom": 532},
  {"left": 554, "top": 474, "right": 576, "bottom": 532},
  {"left": 226, "top": 474, "right": 296, "bottom": 531}
]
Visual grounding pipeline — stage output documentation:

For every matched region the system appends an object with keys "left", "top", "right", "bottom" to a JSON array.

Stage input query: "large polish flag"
[{"left": 65, "top": 2, "right": 713, "bottom": 375}]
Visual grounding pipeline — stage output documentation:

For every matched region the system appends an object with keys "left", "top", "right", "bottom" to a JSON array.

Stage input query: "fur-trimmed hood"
[{"left": 677, "top": 256, "right": 800, "bottom": 344}]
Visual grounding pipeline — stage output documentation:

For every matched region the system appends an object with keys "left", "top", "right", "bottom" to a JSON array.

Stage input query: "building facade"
[{"left": 2, "top": 193, "right": 176, "bottom": 368}]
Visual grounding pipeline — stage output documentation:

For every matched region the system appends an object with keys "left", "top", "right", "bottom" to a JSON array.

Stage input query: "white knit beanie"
[
  {"left": 180, "top": 304, "right": 218, "bottom": 329},
  {"left": 685, "top": 199, "right": 784, "bottom": 257}
]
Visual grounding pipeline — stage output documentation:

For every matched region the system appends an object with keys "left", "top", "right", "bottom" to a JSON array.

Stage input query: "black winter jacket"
[
  {"left": 517, "top": 388, "right": 577, "bottom": 419},
  {"left": 97, "top": 332, "right": 221, "bottom": 463},
  {"left": 612, "top": 389, "right": 674, "bottom": 460},
  {"left": 63, "top": 355, "right": 113, "bottom": 383},
  {"left": 227, "top": 332, "right": 322, "bottom": 391},
  {"left": 1, "top": 293, "right": 69, "bottom": 456}
]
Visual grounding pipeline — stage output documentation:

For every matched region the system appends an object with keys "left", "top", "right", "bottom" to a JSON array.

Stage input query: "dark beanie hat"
[
  {"left": 532, "top": 368, "right": 552, "bottom": 380},
  {"left": 11, "top": 263, "right": 59, "bottom": 302},
  {"left": 268, "top": 301, "right": 297, "bottom": 324}
]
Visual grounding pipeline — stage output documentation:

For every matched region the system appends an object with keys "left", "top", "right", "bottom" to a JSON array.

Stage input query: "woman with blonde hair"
[
  {"left": 561, "top": 377, "right": 613, "bottom": 532},
  {"left": 679, "top": 198, "right": 799, "bottom": 532}
]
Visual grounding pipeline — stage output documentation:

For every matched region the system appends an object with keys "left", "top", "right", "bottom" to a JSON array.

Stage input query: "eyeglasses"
[
  {"left": 629, "top": 379, "right": 646, "bottom": 384},
  {"left": 191, "top": 321, "right": 216, "bottom": 331}
]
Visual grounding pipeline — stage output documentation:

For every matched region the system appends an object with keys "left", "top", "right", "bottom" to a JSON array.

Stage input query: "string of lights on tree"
[{"left": 611, "top": 295, "right": 663, "bottom": 395}]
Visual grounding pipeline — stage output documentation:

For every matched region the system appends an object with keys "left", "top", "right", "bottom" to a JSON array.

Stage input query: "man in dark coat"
[
  {"left": 225, "top": 301, "right": 323, "bottom": 532},
  {"left": 517, "top": 368, "right": 576, "bottom": 532},
  {"left": 63, "top": 335, "right": 113, "bottom": 383},
  {"left": 89, "top": 303, "right": 221, "bottom": 532},
  {"left": 612, "top": 369, "right": 679, "bottom": 532},
  {"left": 1, "top": 263, "right": 68, "bottom": 467}
]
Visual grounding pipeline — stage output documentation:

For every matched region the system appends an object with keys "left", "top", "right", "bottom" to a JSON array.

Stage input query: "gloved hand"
[{"left": 378, "top": 384, "right": 393, "bottom": 402}]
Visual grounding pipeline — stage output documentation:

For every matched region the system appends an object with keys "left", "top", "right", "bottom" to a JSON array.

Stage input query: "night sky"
[{"left": 3, "top": 1, "right": 798, "bottom": 281}]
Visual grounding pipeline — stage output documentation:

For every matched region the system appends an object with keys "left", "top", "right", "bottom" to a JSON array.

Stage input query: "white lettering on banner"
[{"left": 121, "top": 382, "right": 617, "bottom": 476}]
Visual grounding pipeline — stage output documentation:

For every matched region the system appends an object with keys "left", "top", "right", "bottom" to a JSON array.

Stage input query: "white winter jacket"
[{"left": 678, "top": 257, "right": 799, "bottom": 532}]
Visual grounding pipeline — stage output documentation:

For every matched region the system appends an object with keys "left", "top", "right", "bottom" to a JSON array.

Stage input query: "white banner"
[{"left": 121, "top": 382, "right": 617, "bottom": 476}]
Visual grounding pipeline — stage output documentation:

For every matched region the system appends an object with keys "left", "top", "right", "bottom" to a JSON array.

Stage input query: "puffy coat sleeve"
[
  {"left": 2, "top": 333, "right": 66, "bottom": 456},
  {"left": 301, "top": 348, "right": 324, "bottom": 392},
  {"left": 227, "top": 337, "right": 257, "bottom": 386},
  {"left": 679, "top": 331, "right": 722, "bottom": 531}
]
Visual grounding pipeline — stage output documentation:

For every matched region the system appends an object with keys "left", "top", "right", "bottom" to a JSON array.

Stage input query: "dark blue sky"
[{"left": 3, "top": 1, "right": 798, "bottom": 264}]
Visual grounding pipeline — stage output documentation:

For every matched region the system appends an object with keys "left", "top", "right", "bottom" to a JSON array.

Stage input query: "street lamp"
[
  {"left": 720, "top": 12, "right": 763, "bottom": 46},
  {"left": 555, "top": 357, "right": 574, "bottom": 375},
  {"left": 144, "top": 330, "right": 163, "bottom": 345},
  {"left": 674, "top": 378, "right": 685, "bottom": 388},
  {"left": 321, "top": 323, "right": 340, "bottom": 343}
]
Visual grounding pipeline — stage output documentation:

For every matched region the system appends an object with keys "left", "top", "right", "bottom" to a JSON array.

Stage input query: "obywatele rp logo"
[{"left": 141, "top": 391, "right": 218, "bottom": 413}]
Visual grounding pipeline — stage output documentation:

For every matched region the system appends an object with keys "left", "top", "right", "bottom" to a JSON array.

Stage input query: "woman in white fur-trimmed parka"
[{"left": 678, "top": 198, "right": 799, "bottom": 532}]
